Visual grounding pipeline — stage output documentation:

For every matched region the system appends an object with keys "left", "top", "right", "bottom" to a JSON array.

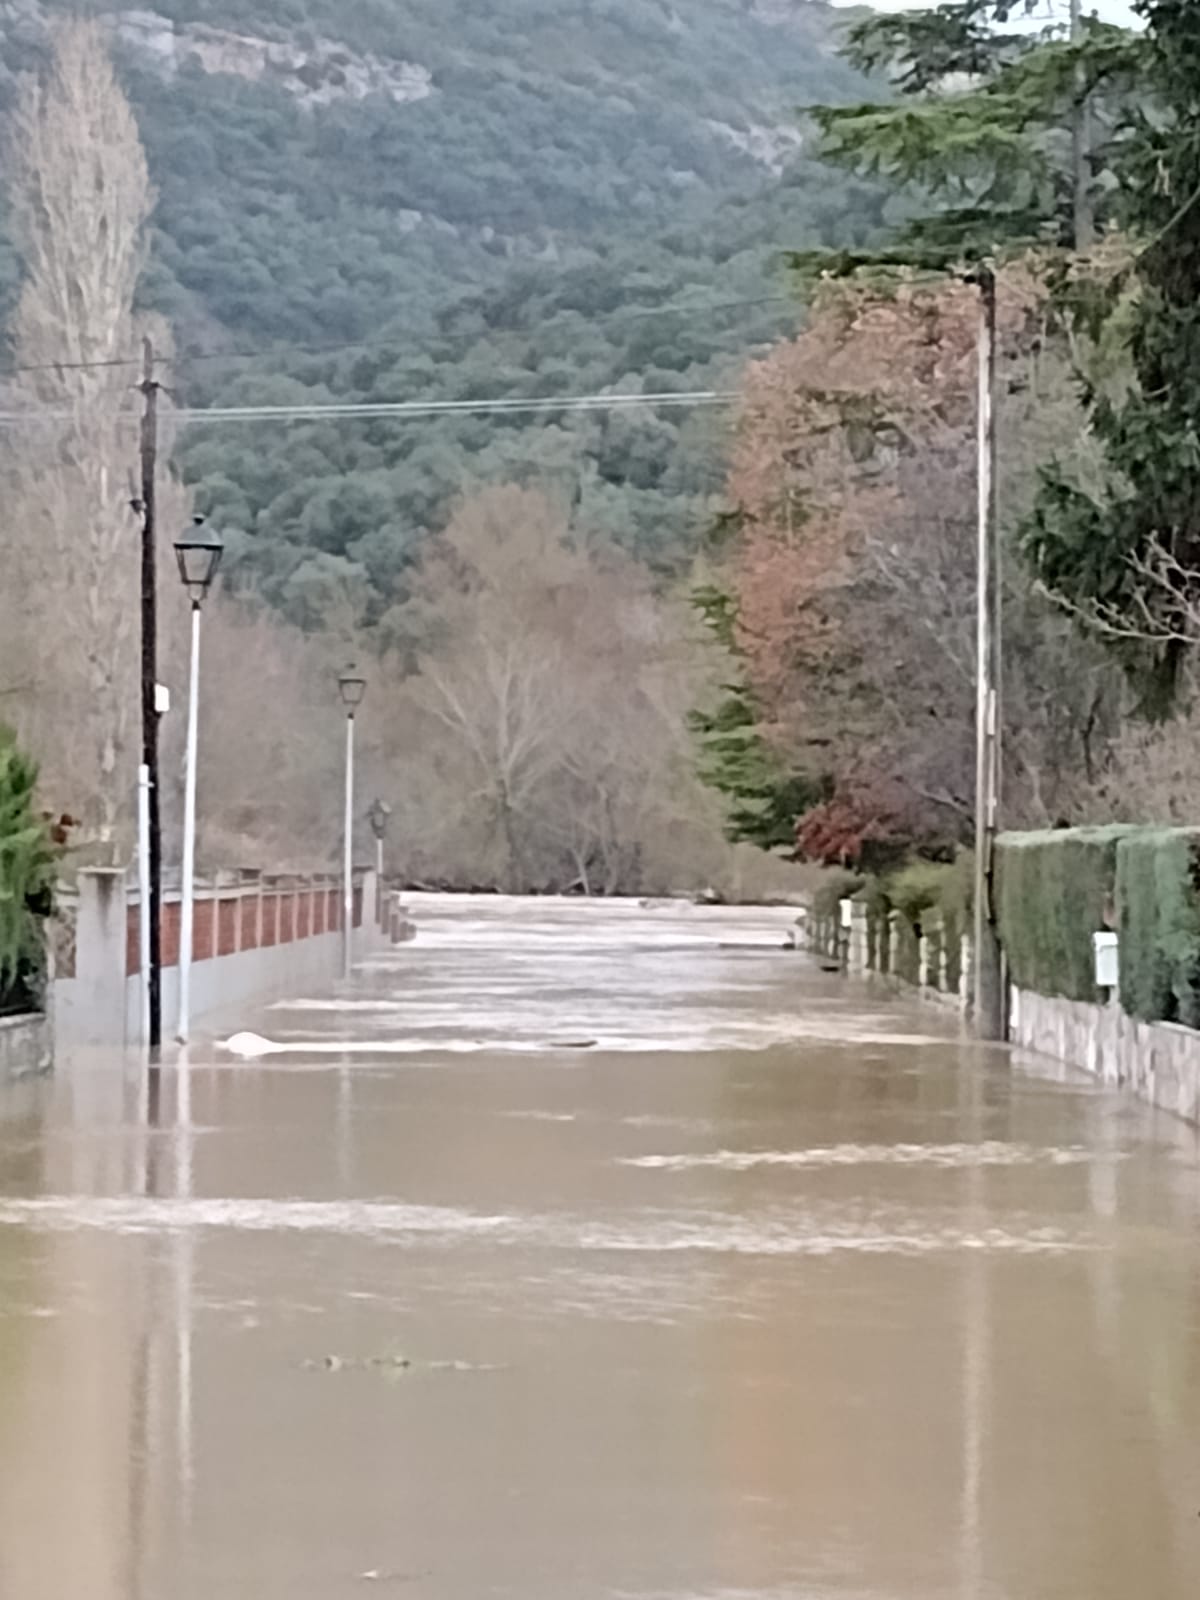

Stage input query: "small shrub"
[
  {"left": 888, "top": 860, "right": 957, "bottom": 934},
  {"left": 810, "top": 869, "right": 866, "bottom": 921}
]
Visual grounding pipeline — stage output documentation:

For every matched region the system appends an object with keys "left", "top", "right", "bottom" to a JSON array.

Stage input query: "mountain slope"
[{"left": 0, "top": 0, "right": 881, "bottom": 621}]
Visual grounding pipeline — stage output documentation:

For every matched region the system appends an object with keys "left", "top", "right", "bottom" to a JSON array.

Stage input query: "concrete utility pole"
[
  {"left": 343, "top": 711, "right": 355, "bottom": 980},
  {"left": 972, "top": 268, "right": 1004, "bottom": 1041},
  {"left": 337, "top": 665, "right": 367, "bottom": 980},
  {"left": 1070, "top": 0, "right": 1094, "bottom": 251},
  {"left": 139, "top": 336, "right": 163, "bottom": 1056}
]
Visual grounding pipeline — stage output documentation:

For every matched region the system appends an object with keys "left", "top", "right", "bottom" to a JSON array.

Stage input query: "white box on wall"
[{"left": 1093, "top": 930, "right": 1119, "bottom": 990}]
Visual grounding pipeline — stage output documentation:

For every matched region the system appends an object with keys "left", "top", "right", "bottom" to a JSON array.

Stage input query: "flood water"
[{"left": 3, "top": 895, "right": 1200, "bottom": 1599}]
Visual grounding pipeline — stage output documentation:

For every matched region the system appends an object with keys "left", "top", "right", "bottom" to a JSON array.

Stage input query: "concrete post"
[
  {"left": 849, "top": 901, "right": 869, "bottom": 975},
  {"left": 358, "top": 869, "right": 378, "bottom": 955},
  {"left": 55, "top": 869, "right": 129, "bottom": 1047}
]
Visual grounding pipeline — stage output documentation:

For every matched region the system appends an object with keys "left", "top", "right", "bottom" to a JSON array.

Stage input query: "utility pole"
[
  {"left": 139, "top": 335, "right": 162, "bottom": 1056},
  {"left": 1069, "top": 0, "right": 1094, "bottom": 252},
  {"left": 972, "top": 268, "right": 1004, "bottom": 1041}
]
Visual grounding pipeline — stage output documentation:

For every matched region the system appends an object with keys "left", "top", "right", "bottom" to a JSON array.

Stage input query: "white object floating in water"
[
  {"left": 219, "top": 1030, "right": 601, "bottom": 1059},
  {"left": 222, "top": 1031, "right": 285, "bottom": 1058}
]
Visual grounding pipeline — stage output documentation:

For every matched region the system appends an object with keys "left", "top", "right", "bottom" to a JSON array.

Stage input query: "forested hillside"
[{"left": 0, "top": 0, "right": 884, "bottom": 622}]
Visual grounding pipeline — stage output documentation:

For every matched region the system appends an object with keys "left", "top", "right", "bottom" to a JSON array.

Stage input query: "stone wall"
[
  {"left": 1009, "top": 985, "right": 1200, "bottom": 1126},
  {"left": 0, "top": 1012, "right": 51, "bottom": 1081}
]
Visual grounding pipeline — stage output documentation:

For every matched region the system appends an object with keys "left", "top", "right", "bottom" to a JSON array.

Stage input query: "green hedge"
[
  {"left": 1116, "top": 829, "right": 1200, "bottom": 1027},
  {"left": 994, "top": 826, "right": 1132, "bottom": 1003}
]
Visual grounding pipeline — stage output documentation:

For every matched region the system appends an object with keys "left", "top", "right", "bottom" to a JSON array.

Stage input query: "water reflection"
[{"left": 0, "top": 896, "right": 1199, "bottom": 1598}]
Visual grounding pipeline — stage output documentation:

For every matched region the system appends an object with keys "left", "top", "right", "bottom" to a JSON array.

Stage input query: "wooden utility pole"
[
  {"left": 1070, "top": 0, "right": 1094, "bottom": 251},
  {"left": 139, "top": 335, "right": 162, "bottom": 1055},
  {"left": 972, "top": 268, "right": 1004, "bottom": 1041}
]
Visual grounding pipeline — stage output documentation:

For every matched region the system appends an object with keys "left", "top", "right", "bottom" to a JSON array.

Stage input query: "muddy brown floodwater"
[{"left": 3, "top": 895, "right": 1200, "bottom": 1599}]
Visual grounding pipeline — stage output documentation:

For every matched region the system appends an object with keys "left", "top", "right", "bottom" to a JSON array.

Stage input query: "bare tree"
[
  {"left": 0, "top": 21, "right": 154, "bottom": 854},
  {"left": 387, "top": 485, "right": 747, "bottom": 894}
]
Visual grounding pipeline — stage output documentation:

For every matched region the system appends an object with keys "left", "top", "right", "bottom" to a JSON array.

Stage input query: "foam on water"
[
  {"left": 0, "top": 1195, "right": 1090, "bottom": 1256},
  {"left": 622, "top": 1142, "right": 1117, "bottom": 1171}
]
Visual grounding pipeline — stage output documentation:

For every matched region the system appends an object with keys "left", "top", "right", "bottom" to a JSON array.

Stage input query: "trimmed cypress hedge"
[
  {"left": 1116, "top": 829, "right": 1200, "bottom": 1028},
  {"left": 994, "top": 826, "right": 1133, "bottom": 1003}
]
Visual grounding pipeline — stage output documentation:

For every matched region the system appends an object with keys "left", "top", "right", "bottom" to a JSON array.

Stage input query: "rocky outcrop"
[
  {"left": 705, "top": 117, "right": 804, "bottom": 174},
  {"left": 0, "top": 4, "right": 436, "bottom": 109}
]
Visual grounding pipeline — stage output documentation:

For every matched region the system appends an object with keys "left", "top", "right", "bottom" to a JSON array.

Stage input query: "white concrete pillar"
[{"left": 55, "top": 869, "right": 129, "bottom": 1048}]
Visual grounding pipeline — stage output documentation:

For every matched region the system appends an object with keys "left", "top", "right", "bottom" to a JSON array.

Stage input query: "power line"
[
  {"left": 0, "top": 387, "right": 740, "bottom": 427},
  {"left": 0, "top": 354, "right": 148, "bottom": 376},
  {"left": 171, "top": 389, "right": 740, "bottom": 423}
]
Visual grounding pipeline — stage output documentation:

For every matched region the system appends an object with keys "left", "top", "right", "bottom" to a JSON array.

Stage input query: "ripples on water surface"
[{"left": 2, "top": 893, "right": 1200, "bottom": 1599}]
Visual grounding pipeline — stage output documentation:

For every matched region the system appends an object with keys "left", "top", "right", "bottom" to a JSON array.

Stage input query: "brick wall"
[
  {"left": 121, "top": 874, "right": 359, "bottom": 975},
  {"left": 218, "top": 898, "right": 239, "bottom": 957}
]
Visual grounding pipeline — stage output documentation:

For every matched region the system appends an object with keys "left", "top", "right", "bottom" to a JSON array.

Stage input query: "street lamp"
[
  {"left": 338, "top": 664, "right": 367, "bottom": 979},
  {"left": 173, "top": 517, "right": 223, "bottom": 1044},
  {"left": 367, "top": 797, "right": 391, "bottom": 870},
  {"left": 367, "top": 798, "right": 391, "bottom": 925}
]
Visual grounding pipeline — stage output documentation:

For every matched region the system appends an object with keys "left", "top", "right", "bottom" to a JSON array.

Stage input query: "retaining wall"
[
  {"left": 53, "top": 867, "right": 379, "bottom": 1049},
  {"left": 0, "top": 1013, "right": 52, "bottom": 1080},
  {"left": 1009, "top": 985, "right": 1200, "bottom": 1126}
]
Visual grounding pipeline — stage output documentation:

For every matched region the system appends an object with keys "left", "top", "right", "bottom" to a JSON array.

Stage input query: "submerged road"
[{"left": 1, "top": 894, "right": 1200, "bottom": 1597}]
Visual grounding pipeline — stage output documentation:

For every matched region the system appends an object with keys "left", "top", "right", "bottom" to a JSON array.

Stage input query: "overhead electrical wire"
[
  {"left": 171, "top": 389, "right": 740, "bottom": 422},
  {"left": 0, "top": 386, "right": 740, "bottom": 427}
]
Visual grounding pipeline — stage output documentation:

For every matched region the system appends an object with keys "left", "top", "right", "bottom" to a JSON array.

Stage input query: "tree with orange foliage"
[{"left": 718, "top": 268, "right": 1121, "bottom": 866}]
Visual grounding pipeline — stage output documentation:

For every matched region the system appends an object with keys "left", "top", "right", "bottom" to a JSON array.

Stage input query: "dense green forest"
[{"left": 0, "top": 0, "right": 885, "bottom": 624}]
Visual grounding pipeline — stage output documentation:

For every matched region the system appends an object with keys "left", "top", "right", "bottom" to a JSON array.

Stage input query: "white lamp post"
[
  {"left": 174, "top": 517, "right": 223, "bottom": 1044},
  {"left": 338, "top": 664, "right": 367, "bottom": 979}
]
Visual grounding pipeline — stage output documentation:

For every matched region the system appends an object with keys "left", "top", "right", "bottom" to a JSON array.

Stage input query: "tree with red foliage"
[{"left": 720, "top": 265, "right": 1116, "bottom": 859}]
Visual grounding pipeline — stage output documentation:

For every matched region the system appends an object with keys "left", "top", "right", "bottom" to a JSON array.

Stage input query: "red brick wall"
[
  {"left": 218, "top": 898, "right": 239, "bottom": 957},
  {"left": 241, "top": 893, "right": 260, "bottom": 950},
  {"left": 193, "top": 898, "right": 216, "bottom": 963},
  {"left": 120, "top": 876, "right": 359, "bottom": 983},
  {"left": 162, "top": 901, "right": 181, "bottom": 969}
]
